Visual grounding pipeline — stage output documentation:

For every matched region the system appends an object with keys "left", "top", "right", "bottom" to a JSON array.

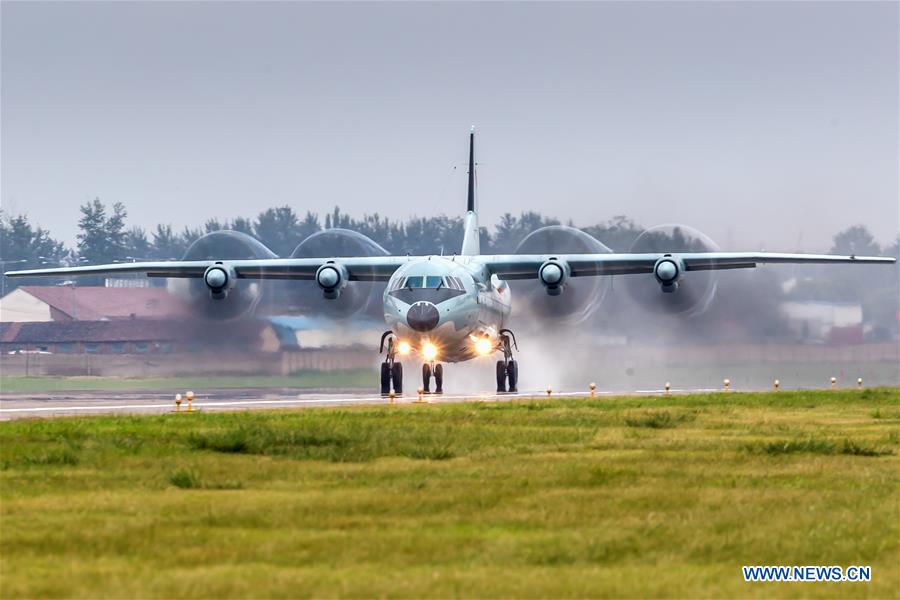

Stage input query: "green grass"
[
  {"left": 0, "top": 369, "right": 372, "bottom": 393},
  {"left": 1, "top": 388, "right": 898, "bottom": 598}
]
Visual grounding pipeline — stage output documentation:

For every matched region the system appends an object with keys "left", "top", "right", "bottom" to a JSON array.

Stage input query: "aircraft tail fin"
[{"left": 460, "top": 127, "right": 480, "bottom": 255}]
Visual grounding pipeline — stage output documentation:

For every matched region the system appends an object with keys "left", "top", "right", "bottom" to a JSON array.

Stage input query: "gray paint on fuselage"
[{"left": 383, "top": 256, "right": 511, "bottom": 362}]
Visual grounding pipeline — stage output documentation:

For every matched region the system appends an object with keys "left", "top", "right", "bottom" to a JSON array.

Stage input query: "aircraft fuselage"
[{"left": 383, "top": 256, "right": 511, "bottom": 363}]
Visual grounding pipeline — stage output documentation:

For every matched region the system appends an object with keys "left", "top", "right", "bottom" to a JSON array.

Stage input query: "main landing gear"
[
  {"left": 423, "top": 362, "right": 443, "bottom": 394},
  {"left": 379, "top": 332, "right": 403, "bottom": 396},
  {"left": 496, "top": 329, "right": 519, "bottom": 393}
]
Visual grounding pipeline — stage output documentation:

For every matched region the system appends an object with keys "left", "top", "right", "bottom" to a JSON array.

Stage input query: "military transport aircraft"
[{"left": 6, "top": 130, "right": 896, "bottom": 394}]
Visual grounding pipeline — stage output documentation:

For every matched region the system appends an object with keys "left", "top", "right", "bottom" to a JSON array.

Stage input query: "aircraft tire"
[
  {"left": 507, "top": 360, "right": 518, "bottom": 393},
  {"left": 380, "top": 362, "right": 391, "bottom": 395},
  {"left": 422, "top": 363, "right": 432, "bottom": 393},
  {"left": 434, "top": 364, "right": 443, "bottom": 394},
  {"left": 391, "top": 362, "right": 403, "bottom": 394},
  {"left": 496, "top": 361, "right": 507, "bottom": 393}
]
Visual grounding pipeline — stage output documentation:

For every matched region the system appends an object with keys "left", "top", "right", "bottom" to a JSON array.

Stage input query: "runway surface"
[{"left": 0, "top": 386, "right": 723, "bottom": 420}]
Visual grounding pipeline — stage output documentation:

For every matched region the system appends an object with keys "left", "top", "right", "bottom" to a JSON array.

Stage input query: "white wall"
[{"left": 0, "top": 289, "right": 52, "bottom": 322}]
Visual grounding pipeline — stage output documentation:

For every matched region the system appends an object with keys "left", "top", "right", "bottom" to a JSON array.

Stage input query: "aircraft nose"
[{"left": 407, "top": 301, "right": 440, "bottom": 332}]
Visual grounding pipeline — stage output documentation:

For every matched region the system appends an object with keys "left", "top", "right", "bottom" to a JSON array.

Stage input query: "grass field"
[
  {"left": 0, "top": 370, "right": 372, "bottom": 394},
  {"left": 1, "top": 388, "right": 898, "bottom": 598}
]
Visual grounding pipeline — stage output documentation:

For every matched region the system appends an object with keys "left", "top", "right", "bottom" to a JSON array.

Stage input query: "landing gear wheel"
[
  {"left": 506, "top": 360, "right": 518, "bottom": 393},
  {"left": 434, "top": 364, "right": 443, "bottom": 394},
  {"left": 380, "top": 362, "right": 391, "bottom": 395},
  {"left": 391, "top": 362, "right": 403, "bottom": 394},
  {"left": 422, "top": 363, "right": 432, "bottom": 393},
  {"left": 496, "top": 360, "right": 507, "bottom": 393}
]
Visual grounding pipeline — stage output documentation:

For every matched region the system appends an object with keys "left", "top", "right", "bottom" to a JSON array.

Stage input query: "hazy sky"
[{"left": 2, "top": 1, "right": 898, "bottom": 252}]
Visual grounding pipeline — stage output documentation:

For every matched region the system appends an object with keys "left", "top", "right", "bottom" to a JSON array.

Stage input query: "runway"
[{"left": 0, "top": 386, "right": 722, "bottom": 420}]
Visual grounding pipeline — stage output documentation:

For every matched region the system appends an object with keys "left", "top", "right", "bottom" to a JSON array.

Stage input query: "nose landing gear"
[
  {"left": 496, "top": 329, "right": 519, "bottom": 393},
  {"left": 379, "top": 331, "right": 403, "bottom": 396}
]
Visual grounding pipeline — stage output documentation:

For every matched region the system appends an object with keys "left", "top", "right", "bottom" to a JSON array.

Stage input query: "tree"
[
  {"left": 105, "top": 202, "right": 128, "bottom": 261},
  {"left": 231, "top": 217, "right": 255, "bottom": 236},
  {"left": 76, "top": 198, "right": 129, "bottom": 264},
  {"left": 297, "top": 211, "right": 321, "bottom": 243},
  {"left": 582, "top": 215, "right": 644, "bottom": 252},
  {"left": 150, "top": 224, "right": 184, "bottom": 259},
  {"left": 401, "top": 215, "right": 464, "bottom": 255},
  {"left": 204, "top": 219, "right": 226, "bottom": 233},
  {"left": 124, "top": 227, "right": 152, "bottom": 260},
  {"left": 76, "top": 198, "right": 108, "bottom": 264},
  {"left": 830, "top": 225, "right": 881, "bottom": 256},
  {"left": 0, "top": 212, "right": 68, "bottom": 294},
  {"left": 490, "top": 212, "right": 560, "bottom": 253},
  {"left": 254, "top": 206, "right": 301, "bottom": 256},
  {"left": 179, "top": 226, "right": 204, "bottom": 251}
]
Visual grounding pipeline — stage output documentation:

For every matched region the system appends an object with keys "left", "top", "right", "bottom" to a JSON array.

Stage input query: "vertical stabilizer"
[{"left": 460, "top": 127, "right": 480, "bottom": 255}]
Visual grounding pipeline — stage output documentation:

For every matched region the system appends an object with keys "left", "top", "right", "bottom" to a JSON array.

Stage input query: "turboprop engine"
[
  {"left": 168, "top": 230, "right": 277, "bottom": 320},
  {"left": 622, "top": 224, "right": 719, "bottom": 316},
  {"left": 512, "top": 225, "right": 613, "bottom": 324},
  {"left": 290, "top": 228, "right": 389, "bottom": 318}
]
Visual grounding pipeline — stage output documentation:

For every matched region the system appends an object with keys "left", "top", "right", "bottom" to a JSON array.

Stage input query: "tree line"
[{"left": 1, "top": 199, "right": 656, "bottom": 267}]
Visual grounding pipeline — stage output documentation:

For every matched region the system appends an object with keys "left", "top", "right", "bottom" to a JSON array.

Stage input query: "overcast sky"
[{"left": 2, "top": 1, "right": 897, "bottom": 252}]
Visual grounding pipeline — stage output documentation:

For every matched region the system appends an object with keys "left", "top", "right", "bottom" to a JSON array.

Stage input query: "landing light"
[
  {"left": 397, "top": 340, "right": 411, "bottom": 355},
  {"left": 422, "top": 342, "right": 438, "bottom": 361},
  {"left": 475, "top": 337, "right": 493, "bottom": 356}
]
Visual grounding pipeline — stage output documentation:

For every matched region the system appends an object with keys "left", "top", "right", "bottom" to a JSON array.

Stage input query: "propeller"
[
  {"left": 623, "top": 224, "right": 719, "bottom": 316},
  {"left": 169, "top": 230, "right": 277, "bottom": 320},
  {"left": 290, "top": 228, "right": 389, "bottom": 318},
  {"left": 512, "top": 225, "right": 612, "bottom": 324}
]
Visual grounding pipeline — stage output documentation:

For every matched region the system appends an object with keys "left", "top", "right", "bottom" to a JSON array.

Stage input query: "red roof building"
[
  {"left": 1, "top": 318, "right": 272, "bottom": 355},
  {"left": 0, "top": 286, "right": 190, "bottom": 322}
]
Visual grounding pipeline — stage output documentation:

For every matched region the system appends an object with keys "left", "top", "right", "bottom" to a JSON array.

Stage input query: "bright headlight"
[
  {"left": 398, "top": 340, "right": 411, "bottom": 355},
  {"left": 475, "top": 337, "right": 493, "bottom": 356},
  {"left": 422, "top": 342, "right": 438, "bottom": 361}
]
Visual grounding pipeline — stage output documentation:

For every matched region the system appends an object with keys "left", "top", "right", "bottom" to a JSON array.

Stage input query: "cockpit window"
[{"left": 395, "top": 275, "right": 457, "bottom": 290}]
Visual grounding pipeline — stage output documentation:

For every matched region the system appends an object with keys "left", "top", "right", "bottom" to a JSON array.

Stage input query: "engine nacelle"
[
  {"left": 315, "top": 262, "right": 349, "bottom": 299},
  {"left": 653, "top": 255, "right": 683, "bottom": 293},
  {"left": 538, "top": 259, "right": 569, "bottom": 296},
  {"left": 203, "top": 263, "right": 237, "bottom": 300}
]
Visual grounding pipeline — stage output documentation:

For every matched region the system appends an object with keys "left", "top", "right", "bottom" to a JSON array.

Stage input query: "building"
[
  {"left": 0, "top": 318, "right": 275, "bottom": 355},
  {"left": 266, "top": 315, "right": 384, "bottom": 351},
  {"left": 0, "top": 286, "right": 190, "bottom": 322},
  {"left": 780, "top": 301, "right": 864, "bottom": 344}
]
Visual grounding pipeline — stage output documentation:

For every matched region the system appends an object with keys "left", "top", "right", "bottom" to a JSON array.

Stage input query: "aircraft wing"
[
  {"left": 5, "top": 252, "right": 894, "bottom": 283},
  {"left": 3, "top": 256, "right": 415, "bottom": 282},
  {"left": 482, "top": 252, "right": 896, "bottom": 280}
]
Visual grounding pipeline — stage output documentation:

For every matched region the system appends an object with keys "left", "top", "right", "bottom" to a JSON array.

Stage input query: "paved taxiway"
[{"left": 0, "top": 387, "right": 724, "bottom": 420}]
